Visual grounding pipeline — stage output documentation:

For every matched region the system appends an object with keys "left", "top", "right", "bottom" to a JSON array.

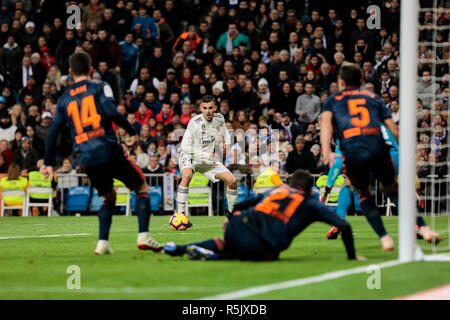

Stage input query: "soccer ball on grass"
[{"left": 169, "top": 213, "right": 191, "bottom": 230}]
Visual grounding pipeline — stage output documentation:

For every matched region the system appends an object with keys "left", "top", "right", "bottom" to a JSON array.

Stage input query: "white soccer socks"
[
  {"left": 226, "top": 188, "right": 238, "bottom": 213},
  {"left": 176, "top": 186, "right": 189, "bottom": 214}
]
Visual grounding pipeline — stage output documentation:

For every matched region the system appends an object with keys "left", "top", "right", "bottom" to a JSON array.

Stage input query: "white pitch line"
[
  {"left": 200, "top": 260, "right": 404, "bottom": 300},
  {"left": 0, "top": 233, "right": 91, "bottom": 240}
]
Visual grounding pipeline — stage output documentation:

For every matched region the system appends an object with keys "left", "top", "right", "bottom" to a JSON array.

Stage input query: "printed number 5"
[{"left": 348, "top": 98, "right": 370, "bottom": 127}]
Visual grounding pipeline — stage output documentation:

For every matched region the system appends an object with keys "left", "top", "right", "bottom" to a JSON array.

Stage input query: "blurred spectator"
[
  {"left": 91, "top": 28, "right": 122, "bottom": 72},
  {"left": 98, "top": 61, "right": 119, "bottom": 99},
  {"left": 143, "top": 91, "right": 162, "bottom": 114},
  {"left": 135, "top": 104, "right": 153, "bottom": 126},
  {"left": 135, "top": 143, "right": 150, "bottom": 169},
  {"left": 0, "top": 163, "right": 27, "bottom": 216},
  {"left": 10, "top": 128, "right": 24, "bottom": 152},
  {"left": 35, "top": 111, "right": 52, "bottom": 142},
  {"left": 25, "top": 105, "right": 41, "bottom": 128},
  {"left": 147, "top": 46, "right": 171, "bottom": 82},
  {"left": 270, "top": 49, "right": 298, "bottom": 82},
  {"left": 295, "top": 82, "right": 321, "bottom": 133},
  {"left": 155, "top": 103, "right": 174, "bottom": 125},
  {"left": 131, "top": 6, "right": 157, "bottom": 44},
  {"left": 82, "top": 0, "right": 105, "bottom": 30},
  {"left": 233, "top": 110, "right": 250, "bottom": 131},
  {"left": 173, "top": 25, "right": 201, "bottom": 54},
  {"left": 116, "top": 127, "right": 130, "bottom": 144},
  {"left": 0, "top": 111, "right": 16, "bottom": 141},
  {"left": 417, "top": 69, "right": 442, "bottom": 108},
  {"left": 129, "top": 67, "right": 158, "bottom": 95},
  {"left": 157, "top": 144, "right": 169, "bottom": 167},
  {"left": 10, "top": 104, "right": 26, "bottom": 129},
  {"left": 430, "top": 123, "right": 447, "bottom": 159},
  {"left": 12, "top": 136, "right": 38, "bottom": 172},
  {"left": 390, "top": 100, "right": 400, "bottom": 124},
  {"left": 180, "top": 103, "right": 193, "bottom": 126},
  {"left": 166, "top": 157, "right": 179, "bottom": 175},
  {"left": 25, "top": 125, "right": 44, "bottom": 158},
  {"left": 55, "top": 29, "right": 80, "bottom": 74},
  {"left": 143, "top": 155, "right": 163, "bottom": 174},
  {"left": 310, "top": 144, "right": 327, "bottom": 174},
  {"left": 253, "top": 77, "right": 271, "bottom": 119},
  {"left": 0, "top": 139, "right": 12, "bottom": 167},
  {"left": 119, "top": 33, "right": 139, "bottom": 86},
  {"left": 126, "top": 112, "right": 141, "bottom": 135},
  {"left": 284, "top": 135, "right": 315, "bottom": 178},
  {"left": 0, "top": 35, "right": 21, "bottom": 76},
  {"left": 216, "top": 22, "right": 250, "bottom": 56}
]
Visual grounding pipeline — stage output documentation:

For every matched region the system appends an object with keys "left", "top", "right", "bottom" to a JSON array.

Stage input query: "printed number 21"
[
  {"left": 348, "top": 98, "right": 370, "bottom": 127},
  {"left": 67, "top": 95, "right": 101, "bottom": 135}
]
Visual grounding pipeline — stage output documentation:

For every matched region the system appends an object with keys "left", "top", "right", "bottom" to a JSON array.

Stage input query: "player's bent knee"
[
  {"left": 228, "top": 177, "right": 238, "bottom": 189},
  {"left": 135, "top": 182, "right": 149, "bottom": 194}
]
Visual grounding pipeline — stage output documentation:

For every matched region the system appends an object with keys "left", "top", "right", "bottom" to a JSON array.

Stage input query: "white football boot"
[
  {"left": 137, "top": 232, "right": 163, "bottom": 252},
  {"left": 94, "top": 240, "right": 114, "bottom": 255}
]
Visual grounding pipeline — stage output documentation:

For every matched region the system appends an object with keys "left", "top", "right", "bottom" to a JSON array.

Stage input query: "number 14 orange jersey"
[{"left": 44, "top": 80, "right": 136, "bottom": 168}]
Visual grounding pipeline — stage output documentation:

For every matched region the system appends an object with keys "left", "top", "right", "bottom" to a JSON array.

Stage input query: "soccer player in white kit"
[{"left": 176, "top": 95, "right": 238, "bottom": 216}]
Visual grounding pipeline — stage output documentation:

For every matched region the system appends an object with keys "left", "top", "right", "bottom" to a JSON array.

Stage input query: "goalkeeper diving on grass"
[{"left": 164, "top": 170, "right": 358, "bottom": 261}]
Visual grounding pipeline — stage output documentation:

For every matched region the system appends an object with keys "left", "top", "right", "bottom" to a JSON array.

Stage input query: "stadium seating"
[
  {"left": 149, "top": 186, "right": 162, "bottom": 212},
  {"left": 115, "top": 187, "right": 131, "bottom": 216},
  {"left": 0, "top": 190, "right": 26, "bottom": 217},
  {"left": 65, "top": 186, "right": 91, "bottom": 213},
  {"left": 89, "top": 188, "right": 103, "bottom": 212},
  {"left": 186, "top": 185, "right": 213, "bottom": 216},
  {"left": 24, "top": 187, "right": 54, "bottom": 217}
]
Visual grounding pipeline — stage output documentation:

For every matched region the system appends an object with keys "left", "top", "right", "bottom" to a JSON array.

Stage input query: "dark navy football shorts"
[
  {"left": 85, "top": 154, "right": 145, "bottom": 196},
  {"left": 343, "top": 147, "right": 396, "bottom": 192}
]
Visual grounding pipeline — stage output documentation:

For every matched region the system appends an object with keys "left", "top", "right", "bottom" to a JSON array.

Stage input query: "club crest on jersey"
[{"left": 201, "top": 124, "right": 206, "bottom": 131}]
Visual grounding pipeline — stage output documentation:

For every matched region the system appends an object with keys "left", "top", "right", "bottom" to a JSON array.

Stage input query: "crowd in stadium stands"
[{"left": 0, "top": 0, "right": 447, "bottom": 205}]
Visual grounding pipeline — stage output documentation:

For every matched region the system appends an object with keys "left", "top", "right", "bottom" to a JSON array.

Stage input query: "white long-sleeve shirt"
[{"left": 180, "top": 113, "right": 231, "bottom": 165}]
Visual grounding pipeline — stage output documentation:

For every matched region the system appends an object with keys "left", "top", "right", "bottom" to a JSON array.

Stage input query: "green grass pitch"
[{"left": 0, "top": 215, "right": 449, "bottom": 300}]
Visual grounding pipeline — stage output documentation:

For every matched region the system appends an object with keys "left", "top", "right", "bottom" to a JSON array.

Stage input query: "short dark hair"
[
  {"left": 338, "top": 62, "right": 362, "bottom": 87},
  {"left": 69, "top": 52, "right": 91, "bottom": 77},
  {"left": 201, "top": 95, "right": 216, "bottom": 105},
  {"left": 289, "top": 169, "right": 314, "bottom": 193}
]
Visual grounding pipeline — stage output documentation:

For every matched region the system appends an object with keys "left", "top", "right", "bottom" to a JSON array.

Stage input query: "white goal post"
[{"left": 398, "top": 0, "right": 420, "bottom": 262}]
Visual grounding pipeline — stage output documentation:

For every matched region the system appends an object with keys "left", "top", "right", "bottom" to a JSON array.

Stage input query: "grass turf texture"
[{"left": 0, "top": 215, "right": 448, "bottom": 300}]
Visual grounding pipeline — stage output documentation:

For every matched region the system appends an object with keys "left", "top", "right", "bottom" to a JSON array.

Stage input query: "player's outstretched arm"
[
  {"left": 233, "top": 193, "right": 265, "bottom": 213},
  {"left": 320, "top": 111, "right": 335, "bottom": 167},
  {"left": 314, "top": 201, "right": 356, "bottom": 260},
  {"left": 383, "top": 118, "right": 399, "bottom": 143}
]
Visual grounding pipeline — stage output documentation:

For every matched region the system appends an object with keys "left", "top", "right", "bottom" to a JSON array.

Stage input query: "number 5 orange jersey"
[
  {"left": 44, "top": 80, "right": 137, "bottom": 168},
  {"left": 322, "top": 88, "right": 392, "bottom": 156}
]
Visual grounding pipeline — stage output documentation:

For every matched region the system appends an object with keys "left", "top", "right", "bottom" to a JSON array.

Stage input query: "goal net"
[{"left": 411, "top": 0, "right": 450, "bottom": 259}]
